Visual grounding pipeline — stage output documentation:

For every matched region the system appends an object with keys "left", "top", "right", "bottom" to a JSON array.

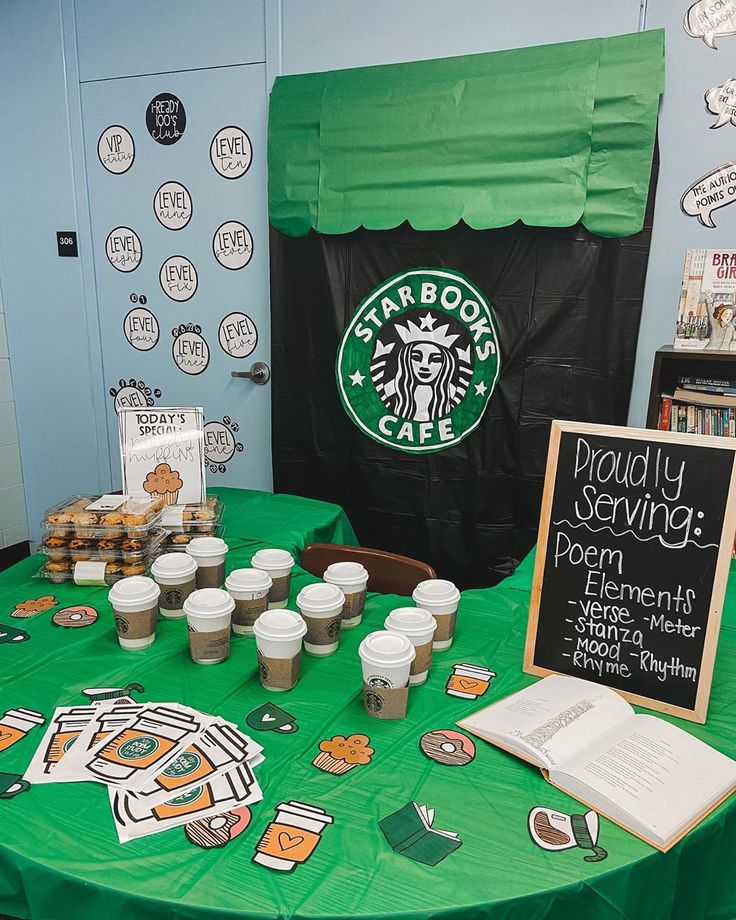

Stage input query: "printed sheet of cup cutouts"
[{"left": 24, "top": 700, "right": 264, "bottom": 842}]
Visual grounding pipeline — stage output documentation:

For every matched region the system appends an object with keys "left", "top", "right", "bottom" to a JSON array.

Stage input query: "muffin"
[
  {"left": 74, "top": 512, "right": 99, "bottom": 538},
  {"left": 104, "top": 564, "right": 123, "bottom": 586},
  {"left": 96, "top": 539, "right": 120, "bottom": 563},
  {"left": 312, "top": 734, "right": 374, "bottom": 774},
  {"left": 68, "top": 538, "right": 93, "bottom": 562},
  {"left": 100, "top": 512, "right": 124, "bottom": 537},
  {"left": 45, "top": 561, "right": 71, "bottom": 584},
  {"left": 168, "top": 533, "right": 191, "bottom": 546},
  {"left": 43, "top": 536, "right": 68, "bottom": 561},
  {"left": 122, "top": 562, "right": 145, "bottom": 576},
  {"left": 143, "top": 463, "right": 183, "bottom": 506}
]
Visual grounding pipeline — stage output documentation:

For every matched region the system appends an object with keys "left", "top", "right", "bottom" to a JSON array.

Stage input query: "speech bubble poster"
[
  {"left": 685, "top": 1, "right": 736, "bottom": 49},
  {"left": 705, "top": 78, "right": 736, "bottom": 128},
  {"left": 118, "top": 407, "right": 206, "bottom": 504},
  {"left": 681, "top": 162, "right": 736, "bottom": 227}
]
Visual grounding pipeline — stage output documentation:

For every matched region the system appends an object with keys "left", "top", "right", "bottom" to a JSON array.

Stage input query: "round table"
[{"left": 2, "top": 489, "right": 736, "bottom": 920}]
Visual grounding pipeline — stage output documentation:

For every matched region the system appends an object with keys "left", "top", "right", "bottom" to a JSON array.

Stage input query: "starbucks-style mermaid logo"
[{"left": 336, "top": 268, "right": 500, "bottom": 453}]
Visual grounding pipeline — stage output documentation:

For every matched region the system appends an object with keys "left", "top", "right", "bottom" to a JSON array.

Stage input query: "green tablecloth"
[{"left": 2, "top": 488, "right": 736, "bottom": 920}]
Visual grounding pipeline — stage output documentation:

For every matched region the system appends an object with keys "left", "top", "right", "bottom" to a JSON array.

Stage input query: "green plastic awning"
[{"left": 268, "top": 30, "right": 664, "bottom": 239}]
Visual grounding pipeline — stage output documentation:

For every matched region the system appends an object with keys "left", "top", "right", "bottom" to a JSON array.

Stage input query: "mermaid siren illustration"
[{"left": 372, "top": 312, "right": 472, "bottom": 422}]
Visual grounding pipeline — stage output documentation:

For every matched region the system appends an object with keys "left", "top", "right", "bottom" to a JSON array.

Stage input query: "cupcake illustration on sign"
[
  {"left": 160, "top": 256, "right": 197, "bottom": 302},
  {"left": 97, "top": 125, "right": 134, "bottom": 175},
  {"left": 143, "top": 463, "right": 183, "bottom": 506},
  {"left": 313, "top": 734, "right": 374, "bottom": 774},
  {"left": 336, "top": 268, "right": 500, "bottom": 454},
  {"left": 204, "top": 417, "right": 244, "bottom": 472},
  {"left": 153, "top": 181, "right": 192, "bottom": 231},
  {"left": 105, "top": 227, "right": 142, "bottom": 273},
  {"left": 210, "top": 126, "right": 252, "bottom": 179},
  {"left": 172, "top": 324, "right": 209, "bottom": 375},
  {"left": 213, "top": 221, "right": 253, "bottom": 270}
]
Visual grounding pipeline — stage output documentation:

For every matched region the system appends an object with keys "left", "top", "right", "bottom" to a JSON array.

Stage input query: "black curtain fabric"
[{"left": 270, "top": 154, "right": 658, "bottom": 589}]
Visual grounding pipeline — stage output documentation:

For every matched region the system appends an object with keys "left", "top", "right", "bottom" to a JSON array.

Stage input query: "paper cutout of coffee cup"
[
  {"left": 528, "top": 807, "right": 608, "bottom": 862},
  {"left": 0, "top": 624, "right": 30, "bottom": 645},
  {"left": 0, "top": 773, "right": 30, "bottom": 799},
  {"left": 246, "top": 703, "right": 298, "bottom": 734}
]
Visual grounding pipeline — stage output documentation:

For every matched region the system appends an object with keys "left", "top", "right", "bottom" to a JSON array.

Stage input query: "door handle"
[{"left": 231, "top": 361, "right": 270, "bottom": 385}]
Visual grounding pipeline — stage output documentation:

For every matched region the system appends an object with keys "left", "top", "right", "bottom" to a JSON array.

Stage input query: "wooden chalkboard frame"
[{"left": 524, "top": 420, "right": 736, "bottom": 723}]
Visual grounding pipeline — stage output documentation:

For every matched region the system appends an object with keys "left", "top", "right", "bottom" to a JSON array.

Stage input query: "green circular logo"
[
  {"left": 168, "top": 785, "right": 204, "bottom": 807},
  {"left": 118, "top": 735, "right": 159, "bottom": 760},
  {"left": 163, "top": 751, "right": 201, "bottom": 778},
  {"left": 336, "top": 268, "right": 500, "bottom": 453}
]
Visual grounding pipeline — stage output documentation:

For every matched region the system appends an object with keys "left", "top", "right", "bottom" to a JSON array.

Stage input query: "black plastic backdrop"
[{"left": 270, "top": 158, "right": 658, "bottom": 588}]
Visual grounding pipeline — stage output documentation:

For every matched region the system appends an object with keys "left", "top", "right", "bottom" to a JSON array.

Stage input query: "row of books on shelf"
[{"left": 658, "top": 376, "right": 736, "bottom": 437}]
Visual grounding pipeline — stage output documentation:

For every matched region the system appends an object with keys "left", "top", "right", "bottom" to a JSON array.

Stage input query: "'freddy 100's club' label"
[{"left": 336, "top": 269, "right": 500, "bottom": 454}]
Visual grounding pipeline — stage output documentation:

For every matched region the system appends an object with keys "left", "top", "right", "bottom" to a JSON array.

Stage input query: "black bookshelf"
[{"left": 645, "top": 345, "right": 736, "bottom": 429}]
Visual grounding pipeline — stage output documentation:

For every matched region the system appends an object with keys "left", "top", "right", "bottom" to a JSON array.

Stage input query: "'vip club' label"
[{"left": 336, "top": 268, "right": 500, "bottom": 454}]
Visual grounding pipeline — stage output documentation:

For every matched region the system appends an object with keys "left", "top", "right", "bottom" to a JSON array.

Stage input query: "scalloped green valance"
[{"left": 268, "top": 29, "right": 664, "bottom": 239}]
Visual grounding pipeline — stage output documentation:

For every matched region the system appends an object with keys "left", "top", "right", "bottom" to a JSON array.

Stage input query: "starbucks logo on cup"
[
  {"left": 364, "top": 691, "right": 384, "bottom": 713},
  {"left": 114, "top": 614, "right": 129, "bottom": 635},
  {"left": 326, "top": 618, "right": 341, "bottom": 639},
  {"left": 164, "top": 588, "right": 183, "bottom": 607},
  {"left": 336, "top": 269, "right": 500, "bottom": 454},
  {"left": 367, "top": 676, "right": 391, "bottom": 689},
  {"left": 257, "top": 651, "right": 269, "bottom": 681}
]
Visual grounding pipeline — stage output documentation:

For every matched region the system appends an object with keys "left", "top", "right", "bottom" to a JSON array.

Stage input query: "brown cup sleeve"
[
  {"left": 159, "top": 577, "right": 196, "bottom": 611},
  {"left": 433, "top": 609, "right": 457, "bottom": 642},
  {"left": 411, "top": 639, "right": 433, "bottom": 675},
  {"left": 268, "top": 572, "right": 292, "bottom": 603},
  {"left": 362, "top": 682, "right": 409, "bottom": 720},
  {"left": 257, "top": 650, "right": 301, "bottom": 690},
  {"left": 301, "top": 613, "right": 342, "bottom": 646},
  {"left": 195, "top": 561, "right": 226, "bottom": 589},
  {"left": 188, "top": 625, "right": 231, "bottom": 661},
  {"left": 114, "top": 606, "right": 158, "bottom": 640},
  {"left": 341, "top": 588, "right": 366, "bottom": 620},
  {"left": 232, "top": 595, "right": 269, "bottom": 628}
]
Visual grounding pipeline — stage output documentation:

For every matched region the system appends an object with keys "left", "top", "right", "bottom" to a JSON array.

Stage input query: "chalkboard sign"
[{"left": 524, "top": 421, "right": 736, "bottom": 722}]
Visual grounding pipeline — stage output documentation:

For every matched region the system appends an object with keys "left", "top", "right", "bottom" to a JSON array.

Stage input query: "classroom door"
[{"left": 81, "top": 64, "right": 271, "bottom": 491}]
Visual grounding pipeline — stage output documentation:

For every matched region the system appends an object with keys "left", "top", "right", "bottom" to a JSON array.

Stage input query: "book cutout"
[
  {"left": 459, "top": 674, "right": 736, "bottom": 852},
  {"left": 313, "top": 734, "right": 373, "bottom": 774},
  {"left": 419, "top": 730, "right": 476, "bottom": 766},
  {"left": 379, "top": 802, "right": 462, "bottom": 866},
  {"left": 524, "top": 420, "right": 736, "bottom": 722},
  {"left": 252, "top": 801, "right": 333, "bottom": 872},
  {"left": 674, "top": 250, "right": 736, "bottom": 348},
  {"left": 185, "top": 805, "right": 252, "bottom": 849},
  {"left": 11, "top": 596, "right": 58, "bottom": 619},
  {"left": 246, "top": 703, "right": 298, "bottom": 734},
  {"left": 528, "top": 807, "right": 607, "bottom": 862}
]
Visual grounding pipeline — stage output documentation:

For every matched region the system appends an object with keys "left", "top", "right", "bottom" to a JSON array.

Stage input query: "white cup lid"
[
  {"left": 323, "top": 561, "right": 368, "bottom": 586},
  {"left": 296, "top": 582, "right": 344, "bottom": 612},
  {"left": 412, "top": 579, "right": 460, "bottom": 606},
  {"left": 384, "top": 606, "right": 437, "bottom": 636},
  {"left": 253, "top": 609, "right": 307, "bottom": 642},
  {"left": 108, "top": 576, "right": 161, "bottom": 611},
  {"left": 359, "top": 630, "right": 415, "bottom": 667},
  {"left": 252, "top": 548, "right": 295, "bottom": 570},
  {"left": 151, "top": 553, "right": 197, "bottom": 578},
  {"left": 184, "top": 587, "right": 235, "bottom": 618},
  {"left": 226, "top": 567, "right": 272, "bottom": 592},
  {"left": 185, "top": 537, "right": 229, "bottom": 559}
]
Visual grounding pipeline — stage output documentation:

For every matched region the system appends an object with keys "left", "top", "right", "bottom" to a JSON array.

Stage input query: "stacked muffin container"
[
  {"left": 39, "top": 494, "right": 167, "bottom": 585},
  {"left": 159, "top": 497, "right": 225, "bottom": 550}
]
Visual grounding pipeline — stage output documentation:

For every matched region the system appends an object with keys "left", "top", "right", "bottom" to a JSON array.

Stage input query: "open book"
[
  {"left": 458, "top": 675, "right": 736, "bottom": 852},
  {"left": 379, "top": 801, "right": 462, "bottom": 865}
]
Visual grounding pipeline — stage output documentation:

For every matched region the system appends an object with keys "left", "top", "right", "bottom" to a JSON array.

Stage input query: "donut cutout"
[
  {"left": 419, "top": 729, "right": 476, "bottom": 766},
  {"left": 52, "top": 606, "right": 98, "bottom": 629},
  {"left": 185, "top": 805, "right": 252, "bottom": 848}
]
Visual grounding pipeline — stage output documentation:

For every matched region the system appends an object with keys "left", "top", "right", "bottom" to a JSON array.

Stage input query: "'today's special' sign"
[{"left": 524, "top": 421, "right": 736, "bottom": 722}]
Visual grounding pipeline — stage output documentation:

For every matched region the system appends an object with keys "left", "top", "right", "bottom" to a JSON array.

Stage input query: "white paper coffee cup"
[
  {"left": 253, "top": 801, "right": 334, "bottom": 871},
  {"left": 358, "top": 630, "right": 415, "bottom": 689},
  {"left": 295, "top": 582, "right": 344, "bottom": 655},
  {"left": 323, "top": 561, "right": 369, "bottom": 628},
  {"left": 108, "top": 576, "right": 161, "bottom": 650},
  {"left": 252, "top": 548, "right": 295, "bottom": 609},
  {"left": 253, "top": 609, "right": 307, "bottom": 691},
  {"left": 226, "top": 568, "right": 273, "bottom": 636},
  {"left": 412, "top": 579, "right": 460, "bottom": 650},
  {"left": 151, "top": 553, "right": 198, "bottom": 618},
  {"left": 384, "top": 607, "right": 437, "bottom": 685},
  {"left": 186, "top": 537, "right": 229, "bottom": 589},
  {"left": 183, "top": 587, "right": 234, "bottom": 664}
]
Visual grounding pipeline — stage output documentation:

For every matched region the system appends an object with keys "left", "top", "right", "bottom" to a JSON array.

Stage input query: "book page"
[
  {"left": 458, "top": 675, "right": 632, "bottom": 769},
  {"left": 553, "top": 714, "right": 736, "bottom": 846}
]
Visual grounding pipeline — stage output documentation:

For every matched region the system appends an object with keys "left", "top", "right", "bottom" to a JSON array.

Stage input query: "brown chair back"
[{"left": 300, "top": 543, "right": 436, "bottom": 597}]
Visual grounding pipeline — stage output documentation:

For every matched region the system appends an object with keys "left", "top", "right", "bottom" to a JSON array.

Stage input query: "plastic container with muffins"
[
  {"left": 37, "top": 555, "right": 159, "bottom": 587},
  {"left": 162, "top": 524, "right": 226, "bottom": 550},
  {"left": 160, "top": 497, "right": 224, "bottom": 534},
  {"left": 40, "top": 529, "right": 166, "bottom": 564},
  {"left": 42, "top": 494, "right": 165, "bottom": 537}
]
